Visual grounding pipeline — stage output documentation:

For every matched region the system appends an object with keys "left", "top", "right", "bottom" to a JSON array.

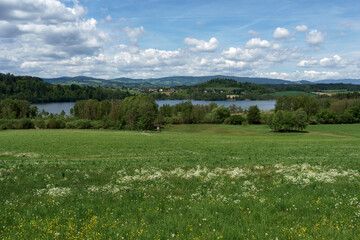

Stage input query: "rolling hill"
[{"left": 42, "top": 75, "right": 360, "bottom": 87}]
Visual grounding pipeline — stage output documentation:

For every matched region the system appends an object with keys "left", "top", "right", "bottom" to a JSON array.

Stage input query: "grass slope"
[
  {"left": 0, "top": 124, "right": 360, "bottom": 239},
  {"left": 272, "top": 91, "right": 317, "bottom": 97}
]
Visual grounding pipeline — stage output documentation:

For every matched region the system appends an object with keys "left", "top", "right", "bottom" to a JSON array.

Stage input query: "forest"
[
  {"left": 1, "top": 73, "right": 360, "bottom": 132},
  {"left": 1, "top": 92, "right": 360, "bottom": 132},
  {"left": 0, "top": 73, "right": 131, "bottom": 103}
]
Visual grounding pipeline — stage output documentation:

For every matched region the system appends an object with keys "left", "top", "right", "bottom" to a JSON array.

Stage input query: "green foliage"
[
  {"left": 275, "top": 94, "right": 319, "bottom": 117},
  {"left": 19, "top": 118, "right": 34, "bottom": 129},
  {"left": 210, "top": 106, "right": 230, "bottom": 124},
  {"left": 247, "top": 105, "right": 261, "bottom": 124},
  {"left": 316, "top": 110, "right": 337, "bottom": 124},
  {"left": 121, "top": 95, "right": 158, "bottom": 130},
  {"left": 268, "top": 109, "right": 308, "bottom": 132},
  {"left": 0, "top": 73, "right": 132, "bottom": 103},
  {"left": 46, "top": 118, "right": 66, "bottom": 129},
  {"left": 224, "top": 114, "right": 246, "bottom": 125},
  {"left": 0, "top": 98, "right": 31, "bottom": 119}
]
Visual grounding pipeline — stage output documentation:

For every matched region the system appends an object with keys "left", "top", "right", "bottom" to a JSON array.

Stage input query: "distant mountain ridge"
[
  {"left": 42, "top": 75, "right": 360, "bottom": 87},
  {"left": 314, "top": 79, "right": 360, "bottom": 84}
]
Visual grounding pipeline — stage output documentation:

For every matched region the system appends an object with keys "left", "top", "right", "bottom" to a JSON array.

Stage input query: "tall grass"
[{"left": 0, "top": 124, "right": 359, "bottom": 239}]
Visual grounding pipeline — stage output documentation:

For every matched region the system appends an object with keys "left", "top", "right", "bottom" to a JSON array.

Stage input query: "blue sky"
[{"left": 1, "top": 0, "right": 359, "bottom": 81}]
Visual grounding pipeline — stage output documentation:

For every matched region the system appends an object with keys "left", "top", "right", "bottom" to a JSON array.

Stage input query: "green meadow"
[{"left": 1, "top": 124, "right": 360, "bottom": 239}]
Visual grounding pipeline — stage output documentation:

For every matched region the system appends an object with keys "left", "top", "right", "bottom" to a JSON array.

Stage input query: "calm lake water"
[{"left": 34, "top": 100, "right": 276, "bottom": 115}]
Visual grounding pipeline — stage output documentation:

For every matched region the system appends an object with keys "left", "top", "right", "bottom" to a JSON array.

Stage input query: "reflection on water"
[{"left": 33, "top": 100, "right": 275, "bottom": 115}]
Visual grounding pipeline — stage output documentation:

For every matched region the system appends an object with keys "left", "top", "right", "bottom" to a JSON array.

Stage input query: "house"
[{"left": 226, "top": 95, "right": 239, "bottom": 99}]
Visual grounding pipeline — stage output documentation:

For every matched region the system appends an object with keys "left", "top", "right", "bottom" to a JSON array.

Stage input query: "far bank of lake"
[{"left": 34, "top": 100, "right": 276, "bottom": 115}]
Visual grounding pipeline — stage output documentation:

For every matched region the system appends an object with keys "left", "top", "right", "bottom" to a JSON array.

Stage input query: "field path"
[{"left": 307, "top": 131, "right": 353, "bottom": 138}]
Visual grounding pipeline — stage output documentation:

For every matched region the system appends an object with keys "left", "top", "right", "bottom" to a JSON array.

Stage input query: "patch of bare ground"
[{"left": 307, "top": 131, "right": 352, "bottom": 138}]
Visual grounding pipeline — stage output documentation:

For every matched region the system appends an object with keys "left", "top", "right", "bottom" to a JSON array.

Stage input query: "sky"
[{"left": 0, "top": 0, "right": 360, "bottom": 81}]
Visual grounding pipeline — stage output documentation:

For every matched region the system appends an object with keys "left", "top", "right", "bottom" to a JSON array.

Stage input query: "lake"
[{"left": 34, "top": 100, "right": 276, "bottom": 115}]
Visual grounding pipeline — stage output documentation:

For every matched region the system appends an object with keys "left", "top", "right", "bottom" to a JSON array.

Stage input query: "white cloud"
[
  {"left": 124, "top": 26, "right": 146, "bottom": 45},
  {"left": 245, "top": 38, "right": 271, "bottom": 48},
  {"left": 0, "top": 0, "right": 357, "bottom": 81},
  {"left": 100, "top": 15, "right": 112, "bottom": 24},
  {"left": 297, "top": 60, "right": 318, "bottom": 67},
  {"left": 256, "top": 70, "right": 342, "bottom": 81},
  {"left": 247, "top": 30, "right": 260, "bottom": 37},
  {"left": 319, "top": 55, "right": 345, "bottom": 68},
  {"left": 295, "top": 25, "right": 308, "bottom": 32},
  {"left": 297, "top": 55, "right": 347, "bottom": 68},
  {"left": 0, "top": 0, "right": 86, "bottom": 23},
  {"left": 0, "top": 0, "right": 105, "bottom": 58},
  {"left": 20, "top": 61, "right": 41, "bottom": 69},
  {"left": 273, "top": 27, "right": 290, "bottom": 39},
  {"left": 183, "top": 37, "right": 219, "bottom": 52},
  {"left": 306, "top": 30, "right": 325, "bottom": 47},
  {"left": 0, "top": 20, "right": 22, "bottom": 38},
  {"left": 222, "top": 47, "right": 263, "bottom": 62},
  {"left": 301, "top": 70, "right": 340, "bottom": 80}
]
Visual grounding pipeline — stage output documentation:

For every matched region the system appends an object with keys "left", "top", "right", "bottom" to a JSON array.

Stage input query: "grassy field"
[
  {"left": 272, "top": 91, "right": 317, "bottom": 97},
  {"left": 320, "top": 90, "right": 360, "bottom": 94},
  {"left": 1, "top": 124, "right": 360, "bottom": 239}
]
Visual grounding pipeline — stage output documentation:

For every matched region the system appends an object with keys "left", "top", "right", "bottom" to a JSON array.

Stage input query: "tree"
[
  {"left": 224, "top": 114, "right": 246, "bottom": 125},
  {"left": 247, "top": 105, "right": 261, "bottom": 124},
  {"left": 211, "top": 106, "right": 230, "bottom": 124},
  {"left": 121, "top": 96, "right": 158, "bottom": 130},
  {"left": 268, "top": 109, "right": 308, "bottom": 132}
]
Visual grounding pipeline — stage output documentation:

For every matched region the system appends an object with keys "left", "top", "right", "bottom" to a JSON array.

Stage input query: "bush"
[
  {"left": 315, "top": 110, "right": 336, "bottom": 124},
  {"left": 34, "top": 119, "right": 45, "bottom": 129},
  {"left": 121, "top": 96, "right": 158, "bottom": 130},
  {"left": 247, "top": 105, "right": 261, "bottom": 124},
  {"left": 46, "top": 118, "right": 65, "bottom": 129},
  {"left": 163, "top": 116, "right": 181, "bottom": 124},
  {"left": 268, "top": 109, "right": 308, "bottom": 132},
  {"left": 211, "top": 106, "right": 230, "bottom": 124},
  {"left": 19, "top": 118, "right": 34, "bottom": 129},
  {"left": 69, "top": 119, "right": 92, "bottom": 129},
  {"left": 224, "top": 115, "right": 246, "bottom": 125},
  {"left": 91, "top": 120, "right": 107, "bottom": 129}
]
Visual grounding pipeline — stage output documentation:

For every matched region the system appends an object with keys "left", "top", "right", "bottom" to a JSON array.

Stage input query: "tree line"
[
  {"left": 0, "top": 73, "right": 132, "bottom": 103},
  {"left": 1, "top": 93, "right": 359, "bottom": 132},
  {"left": 265, "top": 94, "right": 360, "bottom": 131}
]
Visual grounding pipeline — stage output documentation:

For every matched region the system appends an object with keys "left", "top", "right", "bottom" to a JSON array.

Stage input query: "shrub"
[
  {"left": 47, "top": 118, "right": 65, "bottom": 129},
  {"left": 34, "top": 119, "right": 46, "bottom": 129},
  {"left": 268, "top": 109, "right": 308, "bottom": 132},
  {"left": 19, "top": 118, "right": 34, "bottom": 129},
  {"left": 211, "top": 106, "right": 230, "bottom": 124},
  {"left": 247, "top": 105, "right": 261, "bottom": 124},
  {"left": 224, "top": 115, "right": 246, "bottom": 125},
  {"left": 315, "top": 110, "right": 336, "bottom": 124}
]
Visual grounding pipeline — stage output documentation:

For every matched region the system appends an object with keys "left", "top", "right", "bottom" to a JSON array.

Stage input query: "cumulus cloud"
[
  {"left": 256, "top": 70, "right": 342, "bottom": 81},
  {"left": 297, "top": 59, "right": 318, "bottom": 67},
  {"left": 183, "top": 37, "right": 219, "bottom": 52},
  {"left": 295, "top": 25, "right": 308, "bottom": 32},
  {"left": 306, "top": 30, "right": 325, "bottom": 47},
  {"left": 297, "top": 55, "right": 347, "bottom": 68},
  {"left": 124, "top": 26, "right": 146, "bottom": 45},
  {"left": 245, "top": 38, "right": 271, "bottom": 48},
  {"left": 0, "top": 0, "right": 105, "bottom": 58},
  {"left": 222, "top": 47, "right": 264, "bottom": 62},
  {"left": 0, "top": 0, "right": 356, "bottom": 81},
  {"left": 0, "top": 21, "right": 22, "bottom": 38},
  {"left": 0, "top": 0, "right": 86, "bottom": 23},
  {"left": 319, "top": 55, "right": 345, "bottom": 68},
  {"left": 247, "top": 30, "right": 260, "bottom": 37},
  {"left": 273, "top": 27, "right": 290, "bottom": 39}
]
